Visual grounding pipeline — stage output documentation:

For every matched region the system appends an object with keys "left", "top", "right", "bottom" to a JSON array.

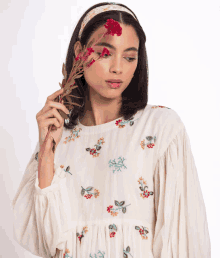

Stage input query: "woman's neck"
[
  {"left": 79, "top": 87, "right": 122, "bottom": 126},
  {"left": 79, "top": 109, "right": 121, "bottom": 126}
]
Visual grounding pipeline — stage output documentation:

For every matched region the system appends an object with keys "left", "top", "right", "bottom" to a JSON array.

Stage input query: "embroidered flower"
[
  {"left": 94, "top": 189, "right": 100, "bottom": 198},
  {"left": 107, "top": 205, "right": 113, "bottom": 213},
  {"left": 84, "top": 194, "right": 93, "bottom": 199},
  {"left": 81, "top": 186, "right": 100, "bottom": 199},
  {"left": 135, "top": 225, "right": 149, "bottom": 240},
  {"left": 140, "top": 136, "right": 156, "bottom": 149},
  {"left": 63, "top": 248, "right": 71, "bottom": 258},
  {"left": 107, "top": 200, "right": 131, "bottom": 216},
  {"left": 110, "top": 231, "right": 116, "bottom": 238},
  {"left": 137, "top": 177, "right": 154, "bottom": 199},
  {"left": 151, "top": 105, "right": 171, "bottom": 109},
  {"left": 76, "top": 226, "right": 88, "bottom": 243},
  {"left": 83, "top": 226, "right": 88, "bottom": 234},
  {"left": 109, "top": 223, "right": 117, "bottom": 238},
  {"left": 110, "top": 211, "right": 118, "bottom": 217},
  {"left": 64, "top": 127, "right": 82, "bottom": 144},
  {"left": 137, "top": 176, "right": 146, "bottom": 185},
  {"left": 86, "top": 137, "right": 105, "bottom": 157},
  {"left": 115, "top": 119, "right": 123, "bottom": 126}
]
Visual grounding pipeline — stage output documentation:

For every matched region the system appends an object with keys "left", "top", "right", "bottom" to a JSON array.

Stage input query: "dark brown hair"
[{"left": 63, "top": 2, "right": 149, "bottom": 129}]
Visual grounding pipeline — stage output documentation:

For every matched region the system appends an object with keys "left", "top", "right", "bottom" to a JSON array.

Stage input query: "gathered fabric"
[{"left": 12, "top": 104, "right": 211, "bottom": 258}]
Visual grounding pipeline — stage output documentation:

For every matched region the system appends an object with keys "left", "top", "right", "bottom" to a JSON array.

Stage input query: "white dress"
[{"left": 11, "top": 104, "right": 211, "bottom": 258}]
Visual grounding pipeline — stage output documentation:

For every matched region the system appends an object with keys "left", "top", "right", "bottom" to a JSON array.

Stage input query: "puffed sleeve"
[
  {"left": 11, "top": 140, "right": 72, "bottom": 258},
  {"left": 152, "top": 126, "right": 211, "bottom": 258}
]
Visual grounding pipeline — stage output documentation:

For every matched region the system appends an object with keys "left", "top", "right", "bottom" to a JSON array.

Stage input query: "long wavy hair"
[{"left": 63, "top": 2, "right": 149, "bottom": 130}]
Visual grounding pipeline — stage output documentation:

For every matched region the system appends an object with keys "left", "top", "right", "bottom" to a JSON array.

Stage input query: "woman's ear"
[{"left": 74, "top": 41, "right": 82, "bottom": 57}]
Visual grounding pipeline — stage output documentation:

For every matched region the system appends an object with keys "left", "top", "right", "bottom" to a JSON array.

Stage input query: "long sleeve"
[
  {"left": 152, "top": 126, "right": 211, "bottom": 258},
  {"left": 11, "top": 141, "right": 72, "bottom": 258}
]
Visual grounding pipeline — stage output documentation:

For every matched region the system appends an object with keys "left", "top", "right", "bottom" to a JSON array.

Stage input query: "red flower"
[
  {"left": 75, "top": 54, "right": 81, "bottom": 61},
  {"left": 147, "top": 143, "right": 155, "bottom": 149},
  {"left": 86, "top": 47, "right": 94, "bottom": 55},
  {"left": 107, "top": 205, "right": 113, "bottom": 213},
  {"left": 100, "top": 47, "right": 110, "bottom": 57},
  {"left": 84, "top": 194, "right": 93, "bottom": 199},
  {"left": 42, "top": 19, "right": 123, "bottom": 161},
  {"left": 83, "top": 47, "right": 95, "bottom": 61},
  {"left": 75, "top": 47, "right": 94, "bottom": 62},
  {"left": 143, "top": 190, "right": 150, "bottom": 198},
  {"left": 115, "top": 119, "right": 122, "bottom": 126},
  {"left": 110, "top": 232, "right": 116, "bottom": 238},
  {"left": 78, "top": 235, "right": 82, "bottom": 242},
  {"left": 90, "top": 148, "right": 97, "bottom": 155},
  {"left": 139, "top": 228, "right": 144, "bottom": 235},
  {"left": 104, "top": 19, "right": 122, "bottom": 36},
  {"left": 87, "top": 59, "right": 95, "bottom": 68},
  {"left": 75, "top": 19, "right": 120, "bottom": 64}
]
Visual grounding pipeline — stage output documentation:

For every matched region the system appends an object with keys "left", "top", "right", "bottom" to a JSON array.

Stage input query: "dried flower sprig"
[{"left": 38, "top": 19, "right": 122, "bottom": 166}]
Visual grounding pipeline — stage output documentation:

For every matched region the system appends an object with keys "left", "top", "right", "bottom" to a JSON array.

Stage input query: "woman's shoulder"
[
  {"left": 146, "top": 104, "right": 185, "bottom": 157},
  {"left": 145, "top": 104, "right": 184, "bottom": 128}
]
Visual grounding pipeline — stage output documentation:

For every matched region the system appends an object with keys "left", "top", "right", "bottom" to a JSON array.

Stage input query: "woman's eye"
[
  {"left": 96, "top": 52, "right": 137, "bottom": 62},
  {"left": 126, "top": 57, "right": 137, "bottom": 62},
  {"left": 97, "top": 52, "right": 111, "bottom": 58}
]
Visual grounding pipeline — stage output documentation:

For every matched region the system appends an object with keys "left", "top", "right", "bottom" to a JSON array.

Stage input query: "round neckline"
[
  {"left": 76, "top": 109, "right": 144, "bottom": 134},
  {"left": 77, "top": 115, "right": 124, "bottom": 134}
]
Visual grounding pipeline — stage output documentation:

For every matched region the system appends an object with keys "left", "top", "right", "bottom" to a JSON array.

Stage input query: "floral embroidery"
[
  {"left": 89, "top": 250, "right": 105, "bottom": 257},
  {"left": 123, "top": 246, "right": 133, "bottom": 258},
  {"left": 108, "top": 156, "right": 127, "bottom": 173},
  {"left": 64, "top": 127, "right": 82, "bottom": 144},
  {"left": 115, "top": 116, "right": 139, "bottom": 128},
  {"left": 63, "top": 248, "right": 72, "bottom": 258},
  {"left": 81, "top": 186, "right": 100, "bottom": 199},
  {"left": 135, "top": 225, "right": 149, "bottom": 239},
  {"left": 137, "top": 177, "right": 154, "bottom": 199},
  {"left": 140, "top": 136, "right": 156, "bottom": 149},
  {"left": 86, "top": 137, "right": 105, "bottom": 157},
  {"left": 76, "top": 226, "right": 88, "bottom": 243},
  {"left": 107, "top": 200, "right": 131, "bottom": 216},
  {"left": 35, "top": 152, "right": 72, "bottom": 176},
  {"left": 151, "top": 105, "right": 171, "bottom": 109},
  {"left": 109, "top": 223, "right": 117, "bottom": 238},
  {"left": 46, "top": 104, "right": 166, "bottom": 256},
  {"left": 60, "top": 165, "right": 72, "bottom": 175}
]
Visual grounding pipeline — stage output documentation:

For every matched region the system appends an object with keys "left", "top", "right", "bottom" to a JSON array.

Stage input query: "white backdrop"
[{"left": 1, "top": 0, "right": 219, "bottom": 257}]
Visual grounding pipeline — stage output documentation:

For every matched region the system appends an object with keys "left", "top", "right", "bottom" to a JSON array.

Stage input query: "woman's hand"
[{"left": 36, "top": 88, "right": 70, "bottom": 152}]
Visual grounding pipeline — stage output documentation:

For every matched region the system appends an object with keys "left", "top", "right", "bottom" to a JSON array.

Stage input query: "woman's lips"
[{"left": 106, "top": 81, "right": 122, "bottom": 88}]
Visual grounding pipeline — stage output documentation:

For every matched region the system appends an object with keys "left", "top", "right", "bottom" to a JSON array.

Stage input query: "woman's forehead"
[{"left": 89, "top": 26, "right": 139, "bottom": 50}]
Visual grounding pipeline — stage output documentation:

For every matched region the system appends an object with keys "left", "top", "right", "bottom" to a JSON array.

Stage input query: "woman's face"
[{"left": 75, "top": 23, "right": 139, "bottom": 102}]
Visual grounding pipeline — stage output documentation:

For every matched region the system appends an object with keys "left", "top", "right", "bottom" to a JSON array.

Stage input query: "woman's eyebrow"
[{"left": 94, "top": 42, "right": 138, "bottom": 52}]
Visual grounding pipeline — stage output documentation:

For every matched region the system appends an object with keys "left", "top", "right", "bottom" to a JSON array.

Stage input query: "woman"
[{"left": 11, "top": 2, "right": 211, "bottom": 258}]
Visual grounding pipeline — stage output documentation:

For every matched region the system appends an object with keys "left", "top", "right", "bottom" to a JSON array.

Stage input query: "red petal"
[{"left": 104, "top": 19, "right": 122, "bottom": 36}]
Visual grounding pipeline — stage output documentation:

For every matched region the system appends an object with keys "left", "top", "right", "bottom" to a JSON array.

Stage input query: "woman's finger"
[{"left": 36, "top": 88, "right": 64, "bottom": 119}]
